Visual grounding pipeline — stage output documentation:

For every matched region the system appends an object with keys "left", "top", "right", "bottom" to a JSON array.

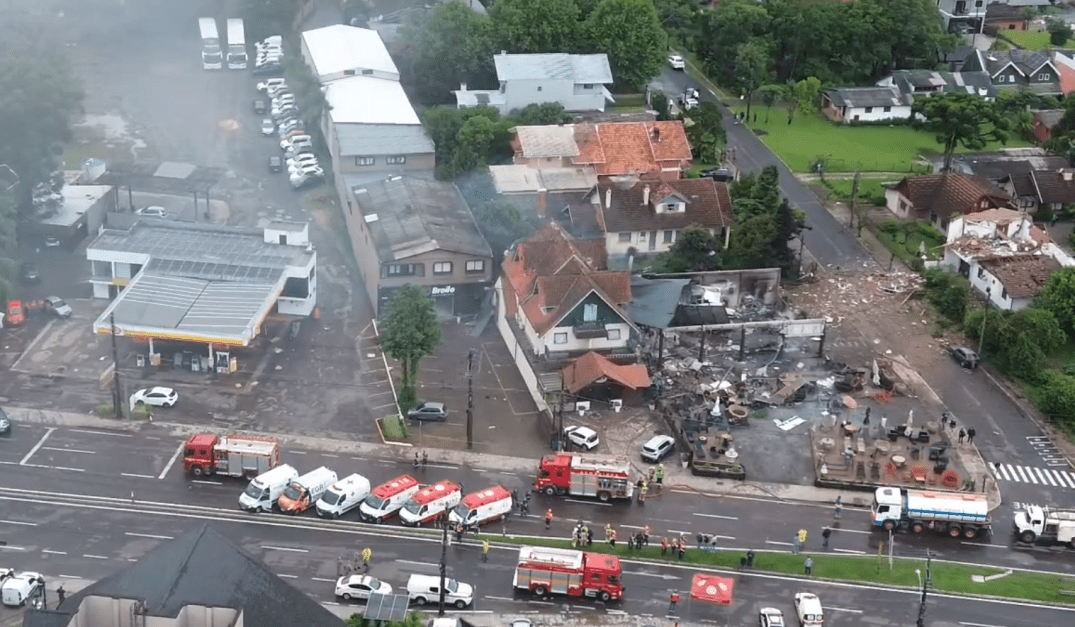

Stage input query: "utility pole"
[
  {"left": 110, "top": 313, "right": 123, "bottom": 418},
  {"left": 438, "top": 516, "right": 449, "bottom": 616},
  {"left": 466, "top": 349, "right": 475, "bottom": 449},
  {"left": 916, "top": 550, "right": 932, "bottom": 627},
  {"left": 848, "top": 170, "right": 861, "bottom": 233}
]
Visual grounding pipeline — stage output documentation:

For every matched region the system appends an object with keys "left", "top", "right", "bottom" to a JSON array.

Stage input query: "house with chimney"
[
  {"left": 999, "top": 167, "right": 1075, "bottom": 215},
  {"left": 885, "top": 173, "right": 1012, "bottom": 231},
  {"left": 961, "top": 49, "right": 1062, "bottom": 95}
]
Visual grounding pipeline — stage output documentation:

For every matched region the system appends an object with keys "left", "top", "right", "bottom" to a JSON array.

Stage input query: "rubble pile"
[{"left": 790, "top": 271, "right": 925, "bottom": 326}]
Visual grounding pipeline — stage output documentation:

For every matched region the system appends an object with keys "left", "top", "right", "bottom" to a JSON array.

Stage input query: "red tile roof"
[
  {"left": 573, "top": 121, "right": 692, "bottom": 177},
  {"left": 562, "top": 351, "right": 651, "bottom": 393},
  {"left": 600, "top": 178, "right": 734, "bottom": 232},
  {"left": 891, "top": 174, "right": 1010, "bottom": 219}
]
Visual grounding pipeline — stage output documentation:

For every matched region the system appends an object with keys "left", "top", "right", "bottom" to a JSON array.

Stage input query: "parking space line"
[
  {"left": 21, "top": 428, "right": 55, "bottom": 465},
  {"left": 83, "top": 554, "right": 109, "bottom": 560},
  {"left": 59, "top": 575, "right": 81, "bottom": 579},
  {"left": 0, "top": 520, "right": 37, "bottom": 526},
  {"left": 122, "top": 473, "right": 156, "bottom": 479},
  {"left": 159, "top": 442, "right": 185, "bottom": 480},
  {"left": 192, "top": 479, "right": 223, "bottom": 485},
  {"left": 25, "top": 464, "right": 85, "bottom": 473},
  {"left": 262, "top": 546, "right": 308, "bottom": 553},
  {"left": 693, "top": 513, "right": 738, "bottom": 520},
  {"left": 0, "top": 546, "right": 25, "bottom": 551},
  {"left": 43, "top": 550, "right": 66, "bottom": 555},
  {"left": 41, "top": 446, "right": 95, "bottom": 454},
  {"left": 278, "top": 574, "right": 298, "bottom": 579},
  {"left": 69, "top": 429, "right": 132, "bottom": 438},
  {"left": 312, "top": 577, "right": 335, "bottom": 582},
  {"left": 126, "top": 532, "right": 174, "bottom": 540}
]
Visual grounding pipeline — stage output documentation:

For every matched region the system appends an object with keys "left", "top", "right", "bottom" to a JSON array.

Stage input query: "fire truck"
[
  {"left": 513, "top": 546, "right": 624, "bottom": 602},
  {"left": 182, "top": 433, "right": 280, "bottom": 478},
  {"left": 534, "top": 454, "right": 634, "bottom": 502}
]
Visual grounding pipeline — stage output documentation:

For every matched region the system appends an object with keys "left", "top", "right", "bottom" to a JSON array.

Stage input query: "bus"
[
  {"left": 198, "top": 17, "right": 222, "bottom": 70},
  {"left": 226, "top": 18, "right": 247, "bottom": 70}
]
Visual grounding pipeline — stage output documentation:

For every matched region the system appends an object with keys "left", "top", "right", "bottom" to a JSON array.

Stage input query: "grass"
[
  {"left": 822, "top": 178, "right": 890, "bottom": 206},
  {"left": 502, "top": 536, "right": 1075, "bottom": 605},
  {"left": 873, "top": 220, "right": 946, "bottom": 267},
  {"left": 729, "top": 109, "right": 1031, "bottom": 173},
  {"left": 609, "top": 93, "right": 648, "bottom": 113},
  {"left": 1000, "top": 30, "right": 1054, "bottom": 50},
  {"left": 380, "top": 414, "right": 408, "bottom": 441}
]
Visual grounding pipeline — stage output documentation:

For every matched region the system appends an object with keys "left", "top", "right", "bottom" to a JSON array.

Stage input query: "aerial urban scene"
[{"left": 3, "top": 0, "right": 1075, "bottom": 626}]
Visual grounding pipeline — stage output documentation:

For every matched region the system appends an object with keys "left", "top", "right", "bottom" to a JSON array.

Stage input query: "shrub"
[
  {"left": 1036, "top": 371, "right": 1075, "bottom": 428},
  {"left": 924, "top": 268, "right": 972, "bottom": 323},
  {"left": 397, "top": 385, "right": 418, "bottom": 415}
]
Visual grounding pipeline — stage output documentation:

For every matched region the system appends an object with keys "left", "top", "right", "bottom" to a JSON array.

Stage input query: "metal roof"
[
  {"left": 94, "top": 162, "right": 224, "bottom": 195},
  {"left": 335, "top": 123, "right": 435, "bottom": 156},
  {"left": 495, "top": 53, "right": 613, "bottom": 84},
  {"left": 453, "top": 88, "right": 506, "bottom": 108},
  {"left": 489, "top": 165, "right": 596, "bottom": 194},
  {"left": 514, "top": 125, "right": 580, "bottom": 158},
  {"left": 364, "top": 593, "right": 410, "bottom": 622},
  {"left": 301, "top": 24, "right": 398, "bottom": 81},
  {"left": 627, "top": 276, "right": 691, "bottom": 329},
  {"left": 325, "top": 76, "right": 420, "bottom": 125},
  {"left": 352, "top": 176, "right": 492, "bottom": 263},
  {"left": 824, "top": 86, "right": 904, "bottom": 108}
]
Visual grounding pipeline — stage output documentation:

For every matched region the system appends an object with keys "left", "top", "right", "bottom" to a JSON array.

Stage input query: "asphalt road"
[{"left": 651, "top": 66, "right": 876, "bottom": 270}]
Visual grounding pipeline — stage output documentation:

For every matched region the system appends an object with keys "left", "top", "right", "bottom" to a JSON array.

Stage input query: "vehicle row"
[
  {"left": 335, "top": 573, "right": 474, "bottom": 609},
  {"left": 254, "top": 78, "right": 323, "bottom": 189}
]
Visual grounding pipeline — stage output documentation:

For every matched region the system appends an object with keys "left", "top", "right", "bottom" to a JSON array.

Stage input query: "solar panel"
[{"left": 364, "top": 593, "right": 410, "bottom": 622}]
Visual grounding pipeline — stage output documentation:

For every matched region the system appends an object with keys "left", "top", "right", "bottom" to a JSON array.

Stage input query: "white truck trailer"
[
  {"left": 226, "top": 19, "right": 247, "bottom": 69},
  {"left": 1013, "top": 505, "right": 1075, "bottom": 546},
  {"left": 199, "top": 18, "right": 222, "bottom": 70},
  {"left": 871, "top": 486, "right": 991, "bottom": 538}
]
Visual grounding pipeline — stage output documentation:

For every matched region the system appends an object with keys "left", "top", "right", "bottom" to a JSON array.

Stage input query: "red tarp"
[{"left": 690, "top": 573, "right": 734, "bottom": 605}]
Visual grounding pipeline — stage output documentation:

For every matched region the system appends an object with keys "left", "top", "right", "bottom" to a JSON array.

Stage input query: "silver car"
[{"left": 44, "top": 296, "right": 72, "bottom": 318}]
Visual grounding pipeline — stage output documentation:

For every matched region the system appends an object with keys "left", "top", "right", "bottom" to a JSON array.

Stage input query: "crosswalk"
[{"left": 991, "top": 463, "right": 1075, "bottom": 488}]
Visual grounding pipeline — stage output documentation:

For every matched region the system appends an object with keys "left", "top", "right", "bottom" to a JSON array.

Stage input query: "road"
[{"left": 651, "top": 65, "right": 875, "bottom": 271}]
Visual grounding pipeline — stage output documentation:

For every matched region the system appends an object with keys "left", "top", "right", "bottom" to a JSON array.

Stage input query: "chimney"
[
  {"left": 643, "top": 184, "right": 651, "bottom": 206},
  {"left": 651, "top": 127, "right": 661, "bottom": 142},
  {"left": 460, "top": 82, "right": 467, "bottom": 91},
  {"left": 1064, "top": 169, "right": 1074, "bottom": 182},
  {"left": 538, "top": 189, "right": 548, "bottom": 218},
  {"left": 605, "top": 187, "right": 612, "bottom": 209}
]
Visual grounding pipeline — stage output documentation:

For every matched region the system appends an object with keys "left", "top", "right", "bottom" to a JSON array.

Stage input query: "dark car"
[
  {"left": 19, "top": 262, "right": 40, "bottom": 284},
  {"left": 252, "top": 63, "right": 283, "bottom": 77},
  {"left": 949, "top": 346, "right": 979, "bottom": 369},
  {"left": 701, "top": 168, "right": 734, "bottom": 182},
  {"left": 268, "top": 155, "right": 283, "bottom": 173},
  {"left": 253, "top": 99, "right": 267, "bottom": 114},
  {"left": 407, "top": 401, "right": 448, "bottom": 422}
]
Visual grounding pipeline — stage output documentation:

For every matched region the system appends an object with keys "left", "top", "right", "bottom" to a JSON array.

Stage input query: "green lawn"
[
  {"left": 823, "top": 178, "right": 890, "bottom": 206},
  {"left": 1001, "top": 30, "right": 1053, "bottom": 50},
  {"left": 730, "top": 109, "right": 1030, "bottom": 173}
]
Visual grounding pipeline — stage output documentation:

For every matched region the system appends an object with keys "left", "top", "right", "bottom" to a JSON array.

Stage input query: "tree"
[
  {"left": 771, "top": 198, "right": 805, "bottom": 276},
  {"left": 1038, "top": 266, "right": 1075, "bottom": 333},
  {"left": 420, "top": 106, "right": 512, "bottom": 179},
  {"left": 1037, "top": 371, "right": 1075, "bottom": 427},
  {"left": 923, "top": 267, "right": 972, "bottom": 323},
  {"left": 911, "top": 93, "right": 1010, "bottom": 173},
  {"left": 346, "top": 611, "right": 426, "bottom": 627},
  {"left": 451, "top": 115, "right": 502, "bottom": 177},
  {"left": 284, "top": 57, "right": 332, "bottom": 148},
  {"left": 682, "top": 101, "right": 726, "bottom": 163},
  {"left": 791, "top": 77, "right": 823, "bottom": 116},
  {"left": 491, "top": 0, "right": 582, "bottom": 53},
  {"left": 651, "top": 92, "right": 672, "bottom": 121},
  {"left": 242, "top": 0, "right": 300, "bottom": 43},
  {"left": 756, "top": 84, "right": 784, "bottom": 123},
  {"left": 513, "top": 102, "right": 572, "bottom": 126},
  {"left": 653, "top": 225, "right": 723, "bottom": 273},
  {"left": 698, "top": 1, "right": 770, "bottom": 86},
  {"left": 735, "top": 39, "right": 771, "bottom": 122},
  {"left": 1048, "top": 17, "right": 1070, "bottom": 47},
  {"left": 584, "top": 0, "right": 668, "bottom": 91},
  {"left": 380, "top": 285, "right": 443, "bottom": 412},
  {"left": 401, "top": 3, "right": 498, "bottom": 106}
]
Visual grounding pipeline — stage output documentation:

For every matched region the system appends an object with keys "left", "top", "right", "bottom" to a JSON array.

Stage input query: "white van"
[
  {"left": 316, "top": 473, "right": 371, "bottom": 518},
  {"left": 360, "top": 475, "right": 421, "bottom": 523},
  {"left": 406, "top": 574, "right": 474, "bottom": 609},
  {"left": 399, "top": 480, "right": 462, "bottom": 526},
  {"left": 239, "top": 464, "right": 298, "bottom": 512},
  {"left": 448, "top": 486, "right": 513, "bottom": 528},
  {"left": 278, "top": 466, "right": 337, "bottom": 514}
]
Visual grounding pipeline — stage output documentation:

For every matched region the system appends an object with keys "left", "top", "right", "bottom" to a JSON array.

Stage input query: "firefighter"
[
  {"left": 544, "top": 509, "right": 554, "bottom": 529},
  {"left": 361, "top": 547, "right": 372, "bottom": 573}
]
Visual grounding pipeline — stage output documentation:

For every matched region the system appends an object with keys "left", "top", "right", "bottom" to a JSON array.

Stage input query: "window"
[
  {"left": 1008, "top": 74, "right": 1016, "bottom": 83},
  {"left": 663, "top": 230, "right": 675, "bottom": 243},
  {"left": 553, "top": 332, "right": 568, "bottom": 344},
  {"left": 975, "top": 0, "right": 982, "bottom": 5},
  {"left": 883, "top": 106, "right": 891, "bottom": 113},
  {"left": 618, "top": 232, "right": 632, "bottom": 243},
  {"left": 1038, "top": 73, "right": 1050, "bottom": 81},
  {"left": 433, "top": 262, "right": 452, "bottom": 275},
  {"left": 362, "top": 69, "right": 373, "bottom": 75},
  {"left": 997, "top": 75, "right": 1006, "bottom": 83},
  {"left": 355, "top": 156, "right": 375, "bottom": 166},
  {"left": 864, "top": 106, "right": 873, "bottom": 113},
  {"left": 465, "top": 259, "right": 485, "bottom": 273},
  {"left": 344, "top": 69, "right": 355, "bottom": 76},
  {"left": 537, "top": 86, "right": 542, "bottom": 91},
  {"left": 607, "top": 328, "right": 621, "bottom": 340},
  {"left": 384, "top": 263, "right": 423, "bottom": 277},
  {"left": 387, "top": 156, "right": 406, "bottom": 165},
  {"left": 1002, "top": 288, "right": 1009, "bottom": 300},
  {"left": 583, "top": 303, "right": 598, "bottom": 322},
  {"left": 977, "top": 267, "right": 985, "bottom": 278},
  {"left": 665, "top": 202, "right": 678, "bottom": 212},
  {"left": 582, "top": 83, "right": 593, "bottom": 89}
]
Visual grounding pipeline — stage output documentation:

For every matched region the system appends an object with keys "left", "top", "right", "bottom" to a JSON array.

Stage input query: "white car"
[
  {"left": 132, "top": 387, "right": 179, "bottom": 408},
  {"left": 641, "top": 434, "right": 675, "bottom": 462},
  {"left": 287, "top": 156, "right": 319, "bottom": 169},
  {"left": 1, "top": 572, "right": 44, "bottom": 607},
  {"left": 669, "top": 54, "right": 685, "bottom": 70},
  {"left": 335, "top": 574, "right": 392, "bottom": 601},
  {"left": 793, "top": 593, "right": 824, "bottom": 627},
  {"left": 288, "top": 162, "right": 322, "bottom": 176},
  {"left": 44, "top": 296, "right": 72, "bottom": 318},
  {"left": 136, "top": 206, "right": 168, "bottom": 218},
  {"left": 257, "top": 78, "right": 286, "bottom": 93},
  {"left": 261, "top": 119, "right": 276, "bottom": 136},
  {"left": 759, "top": 607, "right": 786, "bottom": 627},
  {"left": 281, "top": 134, "right": 311, "bottom": 150},
  {"left": 564, "top": 426, "right": 600, "bottom": 451}
]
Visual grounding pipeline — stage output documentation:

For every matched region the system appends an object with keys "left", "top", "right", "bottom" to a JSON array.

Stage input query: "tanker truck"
[{"left": 871, "top": 486, "right": 991, "bottom": 538}]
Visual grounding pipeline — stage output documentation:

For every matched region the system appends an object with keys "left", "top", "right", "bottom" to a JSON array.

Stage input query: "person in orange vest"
[
  {"left": 544, "top": 509, "right": 553, "bottom": 529},
  {"left": 609, "top": 527, "right": 617, "bottom": 548},
  {"left": 669, "top": 590, "right": 680, "bottom": 613}
]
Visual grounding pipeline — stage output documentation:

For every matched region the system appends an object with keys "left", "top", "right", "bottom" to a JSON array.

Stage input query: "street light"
[{"left": 978, "top": 286, "right": 992, "bottom": 355}]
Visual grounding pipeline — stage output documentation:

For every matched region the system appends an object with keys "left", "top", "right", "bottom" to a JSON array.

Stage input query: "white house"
[
  {"left": 821, "top": 87, "right": 910, "bottom": 124},
  {"left": 943, "top": 208, "right": 1072, "bottom": 310},
  {"left": 454, "top": 52, "right": 615, "bottom": 115},
  {"left": 300, "top": 24, "right": 400, "bottom": 83}
]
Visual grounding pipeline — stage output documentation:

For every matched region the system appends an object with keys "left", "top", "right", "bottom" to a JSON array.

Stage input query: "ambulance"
[
  {"left": 359, "top": 475, "right": 420, "bottom": 523},
  {"left": 448, "top": 485, "right": 513, "bottom": 528},
  {"left": 399, "top": 480, "right": 462, "bottom": 526}
]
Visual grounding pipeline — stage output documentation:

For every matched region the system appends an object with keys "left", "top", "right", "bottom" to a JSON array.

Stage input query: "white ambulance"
[
  {"left": 399, "top": 480, "right": 462, "bottom": 526},
  {"left": 448, "top": 485, "right": 513, "bottom": 528},
  {"left": 359, "top": 475, "right": 420, "bottom": 523},
  {"left": 316, "top": 473, "right": 371, "bottom": 518}
]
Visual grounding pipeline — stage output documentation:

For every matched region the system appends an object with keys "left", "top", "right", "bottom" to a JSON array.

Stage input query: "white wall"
[
  {"left": 543, "top": 323, "right": 633, "bottom": 354},
  {"left": 502, "top": 78, "right": 608, "bottom": 113},
  {"left": 495, "top": 278, "right": 549, "bottom": 412},
  {"left": 840, "top": 104, "right": 911, "bottom": 123}
]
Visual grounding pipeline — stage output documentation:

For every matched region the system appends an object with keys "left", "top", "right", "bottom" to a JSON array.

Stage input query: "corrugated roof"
[
  {"left": 301, "top": 24, "right": 398, "bottom": 81},
  {"left": 352, "top": 176, "right": 492, "bottom": 262},
  {"left": 515, "top": 125, "right": 581, "bottom": 158},
  {"left": 489, "top": 165, "right": 597, "bottom": 194},
  {"left": 495, "top": 53, "right": 613, "bottom": 84},
  {"left": 824, "top": 86, "right": 904, "bottom": 108},
  {"left": 325, "top": 76, "right": 420, "bottom": 125},
  {"left": 628, "top": 276, "right": 691, "bottom": 329},
  {"left": 336, "top": 124, "right": 435, "bottom": 156}
]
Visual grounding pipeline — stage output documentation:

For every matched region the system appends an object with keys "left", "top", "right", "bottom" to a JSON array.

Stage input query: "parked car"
[
  {"left": 334, "top": 575, "right": 392, "bottom": 601},
  {"left": 407, "top": 401, "right": 448, "bottom": 422},
  {"left": 261, "top": 118, "right": 276, "bottom": 136},
  {"left": 136, "top": 206, "right": 168, "bottom": 218},
  {"left": 290, "top": 172, "right": 324, "bottom": 190},
  {"left": 758, "top": 607, "right": 786, "bottom": 627},
  {"left": 0, "top": 406, "right": 12, "bottom": 436},
  {"left": 949, "top": 346, "right": 979, "bottom": 369},
  {"left": 44, "top": 296, "right": 72, "bottom": 318},
  {"left": 641, "top": 434, "right": 675, "bottom": 462},
  {"left": 256, "top": 78, "right": 286, "bottom": 93},
  {"left": 5, "top": 301, "right": 25, "bottom": 327},
  {"left": 131, "top": 387, "right": 179, "bottom": 408},
  {"left": 669, "top": 54, "right": 685, "bottom": 70},
  {"left": 253, "top": 99, "right": 267, "bottom": 114},
  {"left": 252, "top": 63, "right": 283, "bottom": 77},
  {"left": 1, "top": 572, "right": 44, "bottom": 607},
  {"left": 701, "top": 168, "right": 734, "bottom": 182},
  {"left": 563, "top": 426, "right": 600, "bottom": 451},
  {"left": 44, "top": 236, "right": 61, "bottom": 248},
  {"left": 19, "top": 262, "right": 40, "bottom": 284},
  {"left": 793, "top": 593, "right": 823, "bottom": 627},
  {"left": 268, "top": 155, "right": 283, "bottom": 173}
]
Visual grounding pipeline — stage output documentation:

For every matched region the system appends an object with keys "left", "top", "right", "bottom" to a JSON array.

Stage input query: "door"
[{"left": 648, "top": 231, "right": 657, "bottom": 251}]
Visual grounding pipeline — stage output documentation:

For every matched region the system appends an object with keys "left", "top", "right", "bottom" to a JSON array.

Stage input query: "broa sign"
[{"left": 430, "top": 286, "right": 456, "bottom": 296}]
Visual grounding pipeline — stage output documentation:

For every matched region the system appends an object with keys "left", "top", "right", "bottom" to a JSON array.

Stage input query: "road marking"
[
  {"left": 83, "top": 554, "right": 109, "bottom": 560},
  {"left": 278, "top": 574, "right": 298, "bottom": 578},
  {"left": 824, "top": 606, "right": 863, "bottom": 613},
  {"left": 396, "top": 560, "right": 438, "bottom": 568},
  {"left": 484, "top": 596, "right": 514, "bottom": 602},
  {"left": 42, "top": 550, "right": 66, "bottom": 555},
  {"left": 424, "top": 464, "right": 458, "bottom": 470},
  {"left": 692, "top": 513, "right": 738, "bottom": 520},
  {"left": 834, "top": 529, "right": 873, "bottom": 535},
  {"left": 160, "top": 442, "right": 185, "bottom": 480},
  {"left": 765, "top": 540, "right": 792, "bottom": 546},
  {"left": 323, "top": 454, "right": 338, "bottom": 458},
  {"left": 960, "top": 623, "right": 1008, "bottom": 627},
  {"left": 832, "top": 548, "right": 866, "bottom": 554},
  {"left": 121, "top": 473, "right": 156, "bottom": 479},
  {"left": 23, "top": 464, "right": 85, "bottom": 473},
  {"left": 526, "top": 600, "right": 555, "bottom": 606},
  {"left": 312, "top": 577, "right": 336, "bottom": 582},
  {"left": 290, "top": 451, "right": 307, "bottom": 455},
  {"left": 0, "top": 520, "right": 36, "bottom": 526},
  {"left": 0, "top": 461, "right": 15, "bottom": 465},
  {"left": 41, "top": 446, "right": 95, "bottom": 454},
  {"left": 1033, "top": 467, "right": 1053, "bottom": 486},
  {"left": 262, "top": 545, "right": 308, "bottom": 553},
  {"left": 668, "top": 529, "right": 692, "bottom": 536},
  {"left": 961, "top": 542, "right": 1007, "bottom": 548},
  {"left": 566, "top": 499, "right": 611, "bottom": 506},
  {"left": 191, "top": 480, "right": 223, "bottom": 485},
  {"left": 351, "top": 457, "right": 366, "bottom": 462},
  {"left": 146, "top": 436, "right": 162, "bottom": 441},
  {"left": 21, "top": 428, "right": 55, "bottom": 465},
  {"left": 59, "top": 575, "right": 81, "bottom": 579},
  {"left": 0, "top": 546, "right": 25, "bottom": 551},
  {"left": 126, "top": 532, "right": 174, "bottom": 540},
  {"left": 69, "top": 429, "right": 132, "bottom": 438}
]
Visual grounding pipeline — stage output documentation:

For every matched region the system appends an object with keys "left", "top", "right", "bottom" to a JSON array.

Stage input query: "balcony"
[{"left": 573, "top": 321, "right": 608, "bottom": 339}]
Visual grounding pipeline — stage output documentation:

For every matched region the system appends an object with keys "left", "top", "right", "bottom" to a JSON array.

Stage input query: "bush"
[
  {"left": 924, "top": 268, "right": 972, "bottom": 323},
  {"left": 1036, "top": 371, "right": 1075, "bottom": 428},
  {"left": 397, "top": 385, "right": 417, "bottom": 415}
]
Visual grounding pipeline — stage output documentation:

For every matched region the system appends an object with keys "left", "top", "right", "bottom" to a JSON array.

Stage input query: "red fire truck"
[
  {"left": 182, "top": 433, "right": 280, "bottom": 478},
  {"left": 534, "top": 454, "right": 634, "bottom": 502},
  {"left": 513, "top": 546, "right": 624, "bottom": 602}
]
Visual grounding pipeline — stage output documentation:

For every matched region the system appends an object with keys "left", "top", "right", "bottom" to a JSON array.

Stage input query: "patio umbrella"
[{"left": 690, "top": 573, "right": 734, "bottom": 605}]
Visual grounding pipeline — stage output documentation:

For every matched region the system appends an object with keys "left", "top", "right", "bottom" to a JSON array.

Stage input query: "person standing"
[
  {"left": 677, "top": 543, "right": 686, "bottom": 560},
  {"left": 544, "top": 509, "right": 553, "bottom": 529},
  {"left": 661, "top": 537, "right": 669, "bottom": 555},
  {"left": 798, "top": 528, "right": 808, "bottom": 547},
  {"left": 822, "top": 527, "right": 832, "bottom": 549},
  {"left": 362, "top": 547, "right": 372, "bottom": 573},
  {"left": 586, "top": 525, "right": 593, "bottom": 546},
  {"left": 967, "top": 427, "right": 976, "bottom": 443},
  {"left": 804, "top": 557, "right": 814, "bottom": 575},
  {"left": 958, "top": 428, "right": 966, "bottom": 444},
  {"left": 481, "top": 540, "right": 490, "bottom": 562},
  {"left": 834, "top": 496, "right": 843, "bottom": 519},
  {"left": 668, "top": 591, "right": 680, "bottom": 614},
  {"left": 655, "top": 464, "right": 665, "bottom": 488},
  {"left": 609, "top": 528, "right": 617, "bottom": 548}
]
